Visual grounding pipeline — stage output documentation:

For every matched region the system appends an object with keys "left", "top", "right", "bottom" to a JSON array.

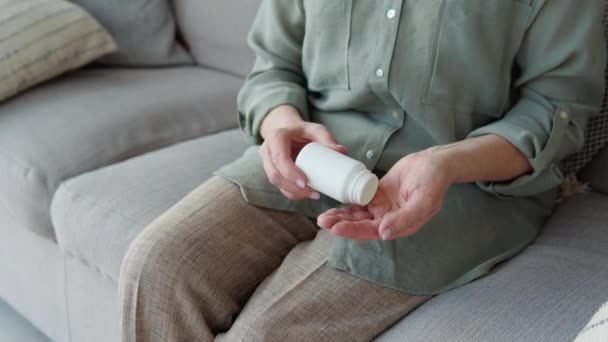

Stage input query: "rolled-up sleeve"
[
  {"left": 466, "top": 0, "right": 607, "bottom": 198},
  {"left": 237, "top": 0, "right": 308, "bottom": 144}
]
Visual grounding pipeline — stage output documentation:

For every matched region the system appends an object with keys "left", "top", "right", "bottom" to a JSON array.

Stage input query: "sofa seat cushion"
[
  {"left": 50, "top": 129, "right": 249, "bottom": 281},
  {"left": 376, "top": 192, "right": 608, "bottom": 342},
  {"left": 0, "top": 67, "right": 243, "bottom": 240}
]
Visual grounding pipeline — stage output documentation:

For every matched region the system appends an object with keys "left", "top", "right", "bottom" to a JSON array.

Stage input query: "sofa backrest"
[
  {"left": 571, "top": 0, "right": 608, "bottom": 194},
  {"left": 580, "top": 145, "right": 608, "bottom": 194},
  {"left": 174, "top": 0, "right": 262, "bottom": 77}
]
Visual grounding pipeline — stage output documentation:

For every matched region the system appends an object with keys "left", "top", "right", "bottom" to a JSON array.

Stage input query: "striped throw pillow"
[
  {"left": 0, "top": 0, "right": 116, "bottom": 103},
  {"left": 575, "top": 301, "right": 608, "bottom": 342}
]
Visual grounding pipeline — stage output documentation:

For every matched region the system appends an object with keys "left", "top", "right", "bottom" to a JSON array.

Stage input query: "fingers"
[
  {"left": 378, "top": 210, "right": 419, "bottom": 240},
  {"left": 316, "top": 214, "right": 335, "bottom": 230},
  {"left": 331, "top": 220, "right": 380, "bottom": 241},
  {"left": 379, "top": 192, "right": 438, "bottom": 240},
  {"left": 322, "top": 205, "right": 368, "bottom": 216},
  {"left": 259, "top": 123, "right": 347, "bottom": 200},
  {"left": 317, "top": 206, "right": 378, "bottom": 240},
  {"left": 268, "top": 132, "right": 309, "bottom": 186},
  {"left": 367, "top": 190, "right": 391, "bottom": 219},
  {"left": 331, "top": 144, "right": 348, "bottom": 155},
  {"left": 301, "top": 123, "right": 348, "bottom": 154},
  {"left": 259, "top": 144, "right": 319, "bottom": 200},
  {"left": 280, "top": 189, "right": 310, "bottom": 201},
  {"left": 317, "top": 206, "right": 372, "bottom": 229}
]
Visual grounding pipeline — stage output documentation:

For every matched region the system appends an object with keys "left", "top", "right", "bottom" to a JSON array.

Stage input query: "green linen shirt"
[{"left": 216, "top": 0, "right": 606, "bottom": 294}]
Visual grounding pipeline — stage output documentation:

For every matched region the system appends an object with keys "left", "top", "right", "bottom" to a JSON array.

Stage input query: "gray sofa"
[{"left": 1, "top": 2, "right": 608, "bottom": 342}]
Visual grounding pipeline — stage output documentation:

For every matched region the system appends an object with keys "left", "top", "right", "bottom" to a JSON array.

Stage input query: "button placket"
[
  {"left": 369, "top": 2, "right": 402, "bottom": 99},
  {"left": 365, "top": 2, "right": 404, "bottom": 171}
]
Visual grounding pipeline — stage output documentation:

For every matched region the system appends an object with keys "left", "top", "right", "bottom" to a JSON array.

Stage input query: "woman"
[{"left": 119, "top": 1, "right": 606, "bottom": 341}]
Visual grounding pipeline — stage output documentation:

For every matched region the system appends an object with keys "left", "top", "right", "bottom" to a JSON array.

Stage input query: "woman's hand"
[
  {"left": 317, "top": 150, "right": 453, "bottom": 241},
  {"left": 259, "top": 105, "right": 347, "bottom": 200}
]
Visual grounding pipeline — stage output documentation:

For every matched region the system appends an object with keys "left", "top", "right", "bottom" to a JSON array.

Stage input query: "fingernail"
[
  {"left": 316, "top": 220, "right": 328, "bottom": 230},
  {"left": 381, "top": 229, "right": 392, "bottom": 240},
  {"left": 296, "top": 179, "right": 306, "bottom": 189},
  {"left": 309, "top": 192, "right": 321, "bottom": 200},
  {"left": 336, "top": 145, "right": 348, "bottom": 154}
]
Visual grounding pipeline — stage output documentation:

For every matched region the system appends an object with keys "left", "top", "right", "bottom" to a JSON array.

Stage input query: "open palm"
[{"left": 317, "top": 152, "right": 453, "bottom": 241}]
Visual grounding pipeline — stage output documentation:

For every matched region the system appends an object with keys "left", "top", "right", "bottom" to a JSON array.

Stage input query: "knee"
[
  {"left": 119, "top": 220, "right": 196, "bottom": 297},
  {"left": 119, "top": 220, "right": 217, "bottom": 341}
]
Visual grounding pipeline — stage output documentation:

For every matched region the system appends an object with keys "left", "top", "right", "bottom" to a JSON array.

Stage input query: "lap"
[
  {"left": 217, "top": 229, "right": 431, "bottom": 342},
  {"left": 121, "top": 176, "right": 435, "bottom": 340},
  {"left": 120, "top": 176, "right": 320, "bottom": 333}
]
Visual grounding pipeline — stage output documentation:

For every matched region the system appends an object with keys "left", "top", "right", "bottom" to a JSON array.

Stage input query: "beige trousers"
[{"left": 119, "top": 176, "right": 431, "bottom": 342}]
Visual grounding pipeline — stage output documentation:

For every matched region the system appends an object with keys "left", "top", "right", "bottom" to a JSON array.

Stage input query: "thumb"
[{"left": 378, "top": 193, "right": 431, "bottom": 240}]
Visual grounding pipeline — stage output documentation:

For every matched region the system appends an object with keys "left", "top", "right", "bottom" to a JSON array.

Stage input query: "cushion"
[
  {"left": 0, "top": 0, "right": 116, "bottom": 102},
  {"left": 560, "top": 1, "right": 608, "bottom": 175},
  {"left": 71, "top": 0, "right": 192, "bottom": 66},
  {"left": 376, "top": 192, "right": 608, "bottom": 342},
  {"left": 50, "top": 129, "right": 249, "bottom": 281},
  {"left": 580, "top": 145, "right": 608, "bottom": 194},
  {"left": 575, "top": 302, "right": 608, "bottom": 342},
  {"left": 0, "top": 67, "right": 243, "bottom": 240},
  {"left": 175, "top": 0, "right": 260, "bottom": 76}
]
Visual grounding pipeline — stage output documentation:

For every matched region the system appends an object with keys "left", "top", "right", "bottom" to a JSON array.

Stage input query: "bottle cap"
[{"left": 351, "top": 172, "right": 378, "bottom": 205}]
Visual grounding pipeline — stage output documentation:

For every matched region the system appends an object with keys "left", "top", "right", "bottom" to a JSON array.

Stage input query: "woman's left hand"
[{"left": 317, "top": 150, "right": 454, "bottom": 241}]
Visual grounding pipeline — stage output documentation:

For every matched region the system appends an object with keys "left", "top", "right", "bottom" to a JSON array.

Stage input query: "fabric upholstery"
[
  {"left": 51, "top": 129, "right": 249, "bottom": 282},
  {"left": 0, "top": 0, "right": 116, "bottom": 102},
  {"left": 0, "top": 215, "right": 68, "bottom": 342},
  {"left": 376, "top": 192, "right": 608, "bottom": 342},
  {"left": 174, "top": 0, "right": 260, "bottom": 76},
  {"left": 71, "top": 0, "right": 192, "bottom": 66},
  {"left": 580, "top": 145, "right": 608, "bottom": 194},
  {"left": 0, "top": 67, "right": 243, "bottom": 240},
  {"left": 575, "top": 301, "right": 608, "bottom": 342},
  {"left": 561, "top": 0, "right": 608, "bottom": 175},
  {"left": 65, "top": 255, "right": 119, "bottom": 342},
  {"left": 0, "top": 211, "right": 120, "bottom": 342}
]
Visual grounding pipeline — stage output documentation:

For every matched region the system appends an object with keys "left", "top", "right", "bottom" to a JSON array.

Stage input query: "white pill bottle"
[{"left": 295, "top": 142, "right": 379, "bottom": 205}]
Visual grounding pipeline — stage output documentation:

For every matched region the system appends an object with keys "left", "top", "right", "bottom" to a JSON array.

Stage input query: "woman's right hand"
[{"left": 259, "top": 105, "right": 347, "bottom": 201}]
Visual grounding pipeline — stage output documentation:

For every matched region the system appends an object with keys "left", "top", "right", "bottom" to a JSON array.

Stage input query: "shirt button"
[
  {"left": 366, "top": 150, "right": 376, "bottom": 159},
  {"left": 386, "top": 9, "right": 396, "bottom": 19},
  {"left": 392, "top": 111, "right": 400, "bottom": 119},
  {"left": 559, "top": 111, "right": 570, "bottom": 120},
  {"left": 375, "top": 68, "right": 384, "bottom": 78}
]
